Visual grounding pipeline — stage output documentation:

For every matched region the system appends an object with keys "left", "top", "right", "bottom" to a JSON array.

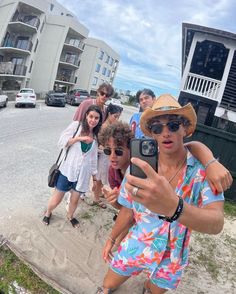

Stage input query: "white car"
[
  {"left": 110, "top": 98, "right": 122, "bottom": 106},
  {"left": 0, "top": 90, "right": 8, "bottom": 108},
  {"left": 15, "top": 88, "right": 36, "bottom": 108}
]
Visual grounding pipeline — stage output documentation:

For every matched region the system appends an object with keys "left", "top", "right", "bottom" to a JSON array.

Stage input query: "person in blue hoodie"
[{"left": 130, "top": 89, "right": 156, "bottom": 138}]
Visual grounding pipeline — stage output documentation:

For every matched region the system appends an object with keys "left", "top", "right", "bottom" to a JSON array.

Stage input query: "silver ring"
[{"left": 132, "top": 186, "right": 139, "bottom": 196}]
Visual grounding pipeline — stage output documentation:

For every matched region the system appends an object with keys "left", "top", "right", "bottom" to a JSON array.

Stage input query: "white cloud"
[{"left": 57, "top": 0, "right": 236, "bottom": 94}]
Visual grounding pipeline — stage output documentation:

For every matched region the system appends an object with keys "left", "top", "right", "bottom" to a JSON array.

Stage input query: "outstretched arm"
[
  {"left": 185, "top": 141, "right": 232, "bottom": 192},
  {"left": 125, "top": 157, "right": 224, "bottom": 235}
]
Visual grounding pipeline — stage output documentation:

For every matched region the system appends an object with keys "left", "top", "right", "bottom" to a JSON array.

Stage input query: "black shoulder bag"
[{"left": 48, "top": 123, "right": 80, "bottom": 188}]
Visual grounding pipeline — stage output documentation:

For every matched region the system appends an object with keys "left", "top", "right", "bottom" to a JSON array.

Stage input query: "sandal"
[
  {"left": 90, "top": 200, "right": 107, "bottom": 209},
  {"left": 42, "top": 213, "right": 52, "bottom": 225},
  {"left": 69, "top": 217, "right": 80, "bottom": 228}
]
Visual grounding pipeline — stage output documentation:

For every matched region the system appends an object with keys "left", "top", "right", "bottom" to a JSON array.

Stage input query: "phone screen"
[{"left": 130, "top": 138, "right": 158, "bottom": 178}]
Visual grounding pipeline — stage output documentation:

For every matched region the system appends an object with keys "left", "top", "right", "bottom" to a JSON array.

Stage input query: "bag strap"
[{"left": 57, "top": 122, "right": 81, "bottom": 166}]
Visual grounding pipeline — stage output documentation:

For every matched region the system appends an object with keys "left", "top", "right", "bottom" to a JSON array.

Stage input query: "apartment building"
[
  {"left": 0, "top": 0, "right": 119, "bottom": 95},
  {"left": 76, "top": 37, "right": 119, "bottom": 95}
]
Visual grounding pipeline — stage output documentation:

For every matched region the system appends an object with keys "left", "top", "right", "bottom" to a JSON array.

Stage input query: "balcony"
[
  {"left": 183, "top": 73, "right": 221, "bottom": 101},
  {"left": 1, "top": 38, "right": 33, "bottom": 54},
  {"left": 11, "top": 14, "right": 40, "bottom": 30},
  {"left": 59, "top": 56, "right": 80, "bottom": 68},
  {"left": 55, "top": 74, "right": 76, "bottom": 85},
  {"left": 64, "top": 38, "right": 85, "bottom": 52},
  {"left": 9, "top": 15, "right": 40, "bottom": 34},
  {"left": 0, "top": 62, "right": 27, "bottom": 77}
]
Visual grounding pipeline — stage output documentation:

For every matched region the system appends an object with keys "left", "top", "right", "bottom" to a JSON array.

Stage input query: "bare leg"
[
  {"left": 148, "top": 280, "right": 167, "bottom": 294},
  {"left": 45, "top": 189, "right": 65, "bottom": 216},
  {"left": 67, "top": 190, "right": 80, "bottom": 220},
  {"left": 102, "top": 268, "right": 130, "bottom": 293},
  {"left": 93, "top": 180, "right": 103, "bottom": 202}
]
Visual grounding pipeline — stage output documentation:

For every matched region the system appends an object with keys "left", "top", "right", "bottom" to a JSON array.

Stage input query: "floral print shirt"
[{"left": 114, "top": 151, "right": 224, "bottom": 277}]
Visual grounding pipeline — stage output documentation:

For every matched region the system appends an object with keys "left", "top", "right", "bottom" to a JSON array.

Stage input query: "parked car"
[
  {"left": 65, "top": 89, "right": 89, "bottom": 106},
  {"left": 0, "top": 90, "right": 8, "bottom": 108},
  {"left": 15, "top": 88, "right": 36, "bottom": 108},
  {"left": 45, "top": 90, "right": 66, "bottom": 107},
  {"left": 110, "top": 98, "right": 122, "bottom": 106}
]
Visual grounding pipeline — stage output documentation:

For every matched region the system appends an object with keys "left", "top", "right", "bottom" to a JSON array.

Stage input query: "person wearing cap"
[
  {"left": 130, "top": 88, "right": 156, "bottom": 138},
  {"left": 97, "top": 94, "right": 228, "bottom": 294}
]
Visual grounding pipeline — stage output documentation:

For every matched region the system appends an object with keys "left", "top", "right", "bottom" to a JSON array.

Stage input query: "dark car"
[
  {"left": 45, "top": 90, "right": 66, "bottom": 107},
  {"left": 65, "top": 89, "right": 89, "bottom": 106}
]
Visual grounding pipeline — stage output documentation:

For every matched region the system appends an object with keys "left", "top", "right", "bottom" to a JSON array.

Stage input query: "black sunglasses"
[
  {"left": 103, "top": 147, "right": 124, "bottom": 156},
  {"left": 100, "top": 91, "right": 109, "bottom": 98},
  {"left": 149, "top": 121, "right": 182, "bottom": 134}
]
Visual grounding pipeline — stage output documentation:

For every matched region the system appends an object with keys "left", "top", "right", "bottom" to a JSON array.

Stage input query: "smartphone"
[{"left": 130, "top": 138, "right": 158, "bottom": 178}]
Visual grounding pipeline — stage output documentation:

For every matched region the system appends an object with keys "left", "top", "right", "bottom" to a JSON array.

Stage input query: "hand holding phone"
[{"left": 130, "top": 138, "right": 158, "bottom": 179}]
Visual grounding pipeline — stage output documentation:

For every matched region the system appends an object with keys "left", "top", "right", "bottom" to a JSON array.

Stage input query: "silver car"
[{"left": 0, "top": 89, "right": 8, "bottom": 108}]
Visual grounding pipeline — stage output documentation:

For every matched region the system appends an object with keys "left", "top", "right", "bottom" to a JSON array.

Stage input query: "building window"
[
  {"left": 106, "top": 69, "right": 111, "bottom": 77},
  {"left": 99, "top": 50, "right": 104, "bottom": 60},
  {"left": 29, "top": 60, "right": 33, "bottom": 73},
  {"left": 102, "top": 67, "right": 107, "bottom": 75},
  {"left": 105, "top": 54, "right": 110, "bottom": 64},
  {"left": 92, "top": 77, "right": 98, "bottom": 86},
  {"left": 3, "top": 32, "right": 11, "bottom": 47},
  {"left": 34, "top": 39, "right": 38, "bottom": 52},
  {"left": 95, "top": 63, "right": 101, "bottom": 73},
  {"left": 50, "top": 4, "right": 54, "bottom": 11},
  {"left": 109, "top": 57, "right": 114, "bottom": 66}
]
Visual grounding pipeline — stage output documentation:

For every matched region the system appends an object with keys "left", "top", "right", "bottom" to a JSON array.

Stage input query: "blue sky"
[{"left": 57, "top": 0, "right": 236, "bottom": 96}]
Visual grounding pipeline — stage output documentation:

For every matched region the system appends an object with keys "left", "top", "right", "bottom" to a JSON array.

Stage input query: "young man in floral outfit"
[{"left": 97, "top": 94, "right": 227, "bottom": 294}]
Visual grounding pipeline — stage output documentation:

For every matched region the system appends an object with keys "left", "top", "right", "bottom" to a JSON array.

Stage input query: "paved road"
[{"left": 0, "top": 101, "right": 137, "bottom": 217}]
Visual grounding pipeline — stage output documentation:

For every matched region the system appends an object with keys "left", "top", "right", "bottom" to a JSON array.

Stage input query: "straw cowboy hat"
[{"left": 140, "top": 94, "right": 197, "bottom": 137}]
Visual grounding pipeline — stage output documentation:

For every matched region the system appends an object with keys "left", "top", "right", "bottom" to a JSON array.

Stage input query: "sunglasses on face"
[
  {"left": 149, "top": 120, "right": 182, "bottom": 134},
  {"left": 100, "top": 91, "right": 109, "bottom": 98},
  {"left": 103, "top": 147, "right": 124, "bottom": 156}
]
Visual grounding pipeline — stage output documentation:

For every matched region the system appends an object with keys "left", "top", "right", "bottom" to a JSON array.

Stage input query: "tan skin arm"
[
  {"left": 66, "top": 135, "right": 93, "bottom": 146},
  {"left": 103, "top": 187, "right": 122, "bottom": 210},
  {"left": 125, "top": 157, "right": 224, "bottom": 235},
  {"left": 102, "top": 206, "right": 133, "bottom": 263},
  {"left": 185, "top": 141, "right": 232, "bottom": 192}
]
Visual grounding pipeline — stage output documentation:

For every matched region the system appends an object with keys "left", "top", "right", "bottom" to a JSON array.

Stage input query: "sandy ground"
[{"left": 0, "top": 189, "right": 236, "bottom": 294}]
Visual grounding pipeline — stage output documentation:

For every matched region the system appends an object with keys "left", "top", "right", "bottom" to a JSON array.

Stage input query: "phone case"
[{"left": 130, "top": 138, "right": 158, "bottom": 178}]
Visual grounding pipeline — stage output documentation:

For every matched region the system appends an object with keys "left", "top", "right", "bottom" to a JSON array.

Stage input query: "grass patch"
[
  {"left": 224, "top": 200, "right": 236, "bottom": 217},
  {"left": 80, "top": 211, "right": 93, "bottom": 220},
  {"left": 0, "top": 245, "right": 59, "bottom": 294}
]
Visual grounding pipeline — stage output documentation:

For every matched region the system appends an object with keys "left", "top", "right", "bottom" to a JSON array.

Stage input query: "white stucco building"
[
  {"left": 76, "top": 38, "right": 119, "bottom": 95},
  {"left": 0, "top": 0, "right": 119, "bottom": 95}
]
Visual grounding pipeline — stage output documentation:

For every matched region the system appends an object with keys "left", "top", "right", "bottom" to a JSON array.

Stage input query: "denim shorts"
[{"left": 56, "top": 172, "right": 79, "bottom": 192}]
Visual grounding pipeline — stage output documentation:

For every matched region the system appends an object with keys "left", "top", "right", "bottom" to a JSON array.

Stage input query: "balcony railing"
[
  {"left": 56, "top": 75, "right": 75, "bottom": 83},
  {"left": 2, "top": 39, "right": 33, "bottom": 52},
  {"left": 60, "top": 56, "right": 80, "bottom": 67},
  {"left": 11, "top": 15, "right": 40, "bottom": 29},
  {"left": 0, "top": 62, "right": 27, "bottom": 76},
  {"left": 183, "top": 73, "right": 221, "bottom": 101},
  {"left": 64, "top": 38, "right": 85, "bottom": 50}
]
